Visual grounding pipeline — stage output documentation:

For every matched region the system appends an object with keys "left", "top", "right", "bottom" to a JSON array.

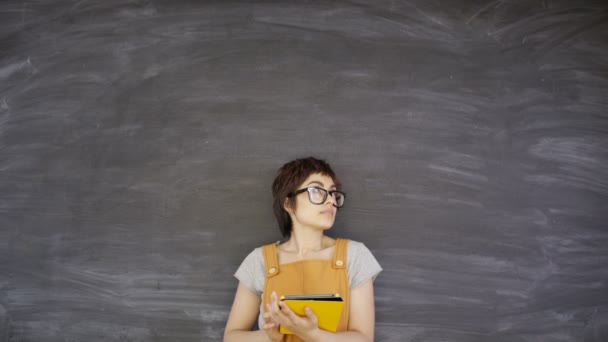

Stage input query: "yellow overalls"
[{"left": 261, "top": 238, "right": 350, "bottom": 342}]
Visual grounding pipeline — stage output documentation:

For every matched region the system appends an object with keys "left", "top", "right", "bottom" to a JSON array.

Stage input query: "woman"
[{"left": 224, "top": 157, "right": 382, "bottom": 342}]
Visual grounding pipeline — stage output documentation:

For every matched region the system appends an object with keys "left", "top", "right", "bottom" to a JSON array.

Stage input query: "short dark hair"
[{"left": 272, "top": 157, "right": 340, "bottom": 238}]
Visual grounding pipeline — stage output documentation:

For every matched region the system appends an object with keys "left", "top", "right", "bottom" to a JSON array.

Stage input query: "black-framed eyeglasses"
[{"left": 288, "top": 187, "right": 346, "bottom": 208}]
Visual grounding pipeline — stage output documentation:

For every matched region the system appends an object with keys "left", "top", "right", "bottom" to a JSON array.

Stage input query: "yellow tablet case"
[{"left": 278, "top": 294, "right": 344, "bottom": 335}]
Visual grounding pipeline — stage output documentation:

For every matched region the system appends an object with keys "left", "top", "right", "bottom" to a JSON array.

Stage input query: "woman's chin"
[{"left": 320, "top": 222, "right": 335, "bottom": 230}]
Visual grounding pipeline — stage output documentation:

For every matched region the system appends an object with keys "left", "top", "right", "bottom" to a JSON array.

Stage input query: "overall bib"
[{"left": 261, "top": 238, "right": 350, "bottom": 342}]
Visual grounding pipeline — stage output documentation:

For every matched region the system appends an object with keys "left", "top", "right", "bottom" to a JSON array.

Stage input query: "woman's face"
[{"left": 286, "top": 173, "right": 338, "bottom": 232}]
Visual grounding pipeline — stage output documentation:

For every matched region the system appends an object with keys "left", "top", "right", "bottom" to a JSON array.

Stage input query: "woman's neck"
[{"left": 281, "top": 230, "right": 332, "bottom": 257}]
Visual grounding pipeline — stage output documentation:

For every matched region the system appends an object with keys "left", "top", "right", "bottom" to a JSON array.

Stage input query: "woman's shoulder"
[
  {"left": 345, "top": 239, "right": 373, "bottom": 254},
  {"left": 242, "top": 240, "right": 282, "bottom": 260},
  {"left": 242, "top": 239, "right": 376, "bottom": 262},
  {"left": 344, "top": 239, "right": 383, "bottom": 288},
  {"left": 236, "top": 246, "right": 265, "bottom": 272},
  {"left": 234, "top": 247, "right": 266, "bottom": 296},
  {"left": 344, "top": 238, "right": 363, "bottom": 246},
  {"left": 344, "top": 239, "right": 381, "bottom": 268}
]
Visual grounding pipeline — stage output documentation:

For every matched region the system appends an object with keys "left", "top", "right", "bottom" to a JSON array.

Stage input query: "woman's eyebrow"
[
  {"left": 307, "top": 181, "right": 337, "bottom": 189},
  {"left": 307, "top": 181, "right": 324, "bottom": 187}
]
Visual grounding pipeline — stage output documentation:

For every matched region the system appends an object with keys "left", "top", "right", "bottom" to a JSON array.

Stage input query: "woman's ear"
[{"left": 283, "top": 197, "right": 294, "bottom": 215}]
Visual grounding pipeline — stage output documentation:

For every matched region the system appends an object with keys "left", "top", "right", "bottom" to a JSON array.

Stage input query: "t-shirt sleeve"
[
  {"left": 347, "top": 240, "right": 383, "bottom": 289},
  {"left": 234, "top": 248, "right": 265, "bottom": 296}
]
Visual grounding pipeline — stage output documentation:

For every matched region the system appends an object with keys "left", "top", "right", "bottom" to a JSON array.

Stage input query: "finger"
[
  {"left": 266, "top": 301, "right": 291, "bottom": 327},
  {"left": 278, "top": 300, "right": 300, "bottom": 322},
  {"left": 267, "top": 302, "right": 285, "bottom": 325},
  {"left": 270, "top": 292, "right": 280, "bottom": 311},
  {"left": 304, "top": 307, "right": 318, "bottom": 324},
  {"left": 266, "top": 303, "right": 278, "bottom": 319},
  {"left": 262, "top": 322, "right": 276, "bottom": 329},
  {"left": 263, "top": 311, "right": 276, "bottom": 324},
  {"left": 273, "top": 292, "right": 282, "bottom": 311}
]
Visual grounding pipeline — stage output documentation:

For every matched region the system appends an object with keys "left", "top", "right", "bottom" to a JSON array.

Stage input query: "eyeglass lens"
[{"left": 307, "top": 188, "right": 344, "bottom": 207}]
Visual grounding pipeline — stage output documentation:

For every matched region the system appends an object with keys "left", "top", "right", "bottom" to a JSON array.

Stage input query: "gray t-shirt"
[{"left": 234, "top": 240, "right": 382, "bottom": 328}]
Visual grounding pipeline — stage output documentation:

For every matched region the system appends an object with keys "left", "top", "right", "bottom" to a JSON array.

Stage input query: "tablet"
[{"left": 279, "top": 294, "right": 344, "bottom": 334}]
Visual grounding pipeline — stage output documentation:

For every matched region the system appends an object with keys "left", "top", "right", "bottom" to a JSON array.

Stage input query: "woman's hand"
[
  {"left": 267, "top": 291, "right": 320, "bottom": 341},
  {"left": 261, "top": 310, "right": 284, "bottom": 342}
]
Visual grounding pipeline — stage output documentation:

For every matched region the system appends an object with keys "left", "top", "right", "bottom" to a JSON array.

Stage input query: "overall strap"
[
  {"left": 332, "top": 238, "right": 348, "bottom": 269},
  {"left": 262, "top": 242, "right": 280, "bottom": 278}
]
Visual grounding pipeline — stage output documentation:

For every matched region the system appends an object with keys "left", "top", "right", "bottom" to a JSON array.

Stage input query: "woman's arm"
[
  {"left": 267, "top": 279, "right": 376, "bottom": 342},
  {"left": 224, "top": 282, "right": 282, "bottom": 342}
]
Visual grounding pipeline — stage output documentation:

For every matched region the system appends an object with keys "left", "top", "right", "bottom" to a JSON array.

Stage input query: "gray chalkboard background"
[{"left": 1, "top": 0, "right": 607, "bottom": 341}]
